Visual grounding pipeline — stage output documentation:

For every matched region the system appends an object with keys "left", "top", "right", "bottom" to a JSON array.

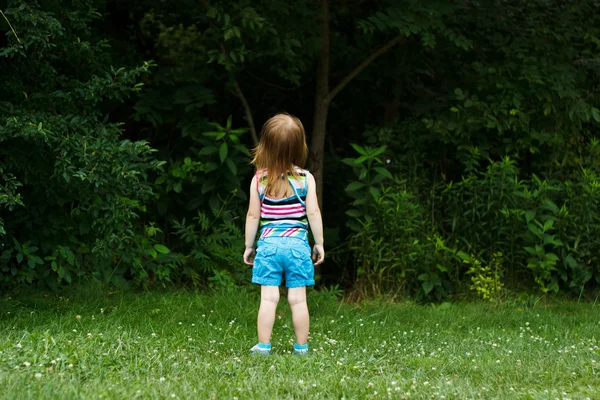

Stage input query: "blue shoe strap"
[
  {"left": 257, "top": 342, "right": 272, "bottom": 350},
  {"left": 294, "top": 343, "right": 308, "bottom": 350}
]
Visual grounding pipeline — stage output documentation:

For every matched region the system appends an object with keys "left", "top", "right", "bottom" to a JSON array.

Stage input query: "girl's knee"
[
  {"left": 261, "top": 286, "right": 280, "bottom": 304},
  {"left": 287, "top": 290, "right": 306, "bottom": 306}
]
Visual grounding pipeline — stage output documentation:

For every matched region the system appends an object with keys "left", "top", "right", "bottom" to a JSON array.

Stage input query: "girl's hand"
[
  {"left": 243, "top": 247, "right": 256, "bottom": 265},
  {"left": 312, "top": 244, "right": 325, "bottom": 265}
]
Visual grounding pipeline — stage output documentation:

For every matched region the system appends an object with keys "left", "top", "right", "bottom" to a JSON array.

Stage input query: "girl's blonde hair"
[{"left": 252, "top": 113, "right": 308, "bottom": 197}]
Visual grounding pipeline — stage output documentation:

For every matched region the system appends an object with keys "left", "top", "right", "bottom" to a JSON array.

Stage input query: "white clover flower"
[
  {"left": 159, "top": 377, "right": 166, "bottom": 382},
  {"left": 298, "top": 380, "right": 304, "bottom": 385},
  {"left": 68, "top": 364, "right": 73, "bottom": 368},
  {"left": 23, "top": 362, "right": 30, "bottom": 367},
  {"left": 35, "top": 373, "right": 42, "bottom": 378}
]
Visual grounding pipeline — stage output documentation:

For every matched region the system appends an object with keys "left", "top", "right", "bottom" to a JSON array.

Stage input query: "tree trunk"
[
  {"left": 310, "top": 0, "right": 330, "bottom": 210},
  {"left": 310, "top": 2, "right": 402, "bottom": 207},
  {"left": 310, "top": 102, "right": 329, "bottom": 208}
]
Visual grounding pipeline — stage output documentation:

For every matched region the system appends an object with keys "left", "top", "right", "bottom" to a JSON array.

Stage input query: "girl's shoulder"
[
  {"left": 294, "top": 166, "right": 309, "bottom": 177},
  {"left": 255, "top": 167, "right": 309, "bottom": 177}
]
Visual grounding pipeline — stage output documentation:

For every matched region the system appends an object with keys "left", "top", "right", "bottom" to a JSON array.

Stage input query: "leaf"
[
  {"left": 153, "top": 244, "right": 170, "bottom": 254},
  {"left": 524, "top": 211, "right": 535, "bottom": 223},
  {"left": 371, "top": 146, "right": 386, "bottom": 157},
  {"left": 422, "top": 281, "right": 434, "bottom": 295},
  {"left": 234, "top": 144, "right": 251, "bottom": 157},
  {"left": 58, "top": 266, "right": 65, "bottom": 279},
  {"left": 16, "top": 253, "right": 23, "bottom": 264},
  {"left": 564, "top": 255, "right": 577, "bottom": 269},
  {"left": 544, "top": 253, "right": 559, "bottom": 262},
  {"left": 202, "top": 180, "right": 216, "bottom": 194},
  {"left": 359, "top": 168, "right": 368, "bottom": 180},
  {"left": 592, "top": 107, "right": 600, "bottom": 123},
  {"left": 527, "top": 223, "right": 542, "bottom": 237},
  {"left": 149, "top": 248, "right": 158, "bottom": 258},
  {"left": 454, "top": 88, "right": 465, "bottom": 100},
  {"left": 417, "top": 273, "right": 429, "bottom": 281},
  {"left": 225, "top": 158, "right": 237, "bottom": 176},
  {"left": 345, "top": 209, "right": 362, "bottom": 218},
  {"left": 28, "top": 259, "right": 36, "bottom": 269},
  {"left": 209, "top": 195, "right": 220, "bottom": 212},
  {"left": 369, "top": 187, "right": 381, "bottom": 201},
  {"left": 350, "top": 143, "right": 368, "bottom": 156},
  {"left": 543, "top": 219, "right": 554, "bottom": 232},
  {"left": 219, "top": 142, "right": 228, "bottom": 163},
  {"left": 542, "top": 199, "right": 559, "bottom": 214},
  {"left": 374, "top": 167, "right": 393, "bottom": 179},
  {"left": 346, "top": 182, "right": 365, "bottom": 192}
]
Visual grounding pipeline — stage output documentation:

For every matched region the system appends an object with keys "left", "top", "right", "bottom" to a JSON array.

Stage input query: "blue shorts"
[{"left": 252, "top": 237, "right": 315, "bottom": 288}]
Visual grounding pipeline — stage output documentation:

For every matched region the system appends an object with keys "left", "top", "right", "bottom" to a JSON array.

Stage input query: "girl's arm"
[
  {"left": 306, "top": 172, "right": 325, "bottom": 265},
  {"left": 244, "top": 175, "right": 261, "bottom": 265}
]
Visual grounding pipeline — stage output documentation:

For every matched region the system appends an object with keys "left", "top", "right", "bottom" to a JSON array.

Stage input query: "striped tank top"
[{"left": 257, "top": 167, "right": 309, "bottom": 241}]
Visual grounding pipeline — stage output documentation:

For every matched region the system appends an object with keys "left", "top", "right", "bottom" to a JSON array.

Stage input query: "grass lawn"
[{"left": 0, "top": 287, "right": 599, "bottom": 399}]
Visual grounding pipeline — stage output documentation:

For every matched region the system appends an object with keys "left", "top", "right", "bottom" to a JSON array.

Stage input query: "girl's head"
[{"left": 252, "top": 113, "right": 308, "bottom": 196}]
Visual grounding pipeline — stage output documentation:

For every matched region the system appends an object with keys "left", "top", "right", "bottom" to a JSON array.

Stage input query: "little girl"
[{"left": 243, "top": 113, "right": 325, "bottom": 356}]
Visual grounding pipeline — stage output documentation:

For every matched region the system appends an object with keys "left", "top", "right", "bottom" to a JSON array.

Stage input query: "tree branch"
[
  {"left": 232, "top": 79, "right": 259, "bottom": 146},
  {"left": 326, "top": 35, "right": 403, "bottom": 104}
]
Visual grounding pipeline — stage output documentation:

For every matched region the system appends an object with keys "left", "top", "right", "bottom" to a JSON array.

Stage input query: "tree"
[
  {"left": 0, "top": 0, "right": 162, "bottom": 286},
  {"left": 310, "top": 0, "right": 471, "bottom": 206}
]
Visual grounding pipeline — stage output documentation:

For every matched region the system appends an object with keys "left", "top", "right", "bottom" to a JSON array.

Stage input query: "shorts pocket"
[
  {"left": 291, "top": 247, "right": 311, "bottom": 261},
  {"left": 257, "top": 245, "right": 277, "bottom": 258}
]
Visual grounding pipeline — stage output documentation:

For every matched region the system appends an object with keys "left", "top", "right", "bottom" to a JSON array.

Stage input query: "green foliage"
[
  {"left": 442, "top": 149, "right": 600, "bottom": 295},
  {"left": 461, "top": 251, "right": 504, "bottom": 302},
  {"left": 344, "top": 145, "right": 455, "bottom": 300},
  {"left": 0, "top": 0, "right": 162, "bottom": 287},
  {"left": 2, "top": 0, "right": 600, "bottom": 298},
  {"left": 171, "top": 197, "right": 247, "bottom": 289},
  {"left": 153, "top": 117, "right": 251, "bottom": 215}
]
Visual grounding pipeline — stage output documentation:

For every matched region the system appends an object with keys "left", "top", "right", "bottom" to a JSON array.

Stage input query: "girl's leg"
[
  {"left": 257, "top": 285, "right": 280, "bottom": 344},
  {"left": 287, "top": 287, "right": 309, "bottom": 345}
]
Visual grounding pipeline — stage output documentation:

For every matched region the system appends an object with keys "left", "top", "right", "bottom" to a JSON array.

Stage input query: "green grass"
[{"left": 0, "top": 287, "right": 599, "bottom": 399}]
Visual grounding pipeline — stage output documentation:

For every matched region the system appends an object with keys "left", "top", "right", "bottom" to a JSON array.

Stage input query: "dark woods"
[{"left": 1, "top": 0, "right": 599, "bottom": 300}]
